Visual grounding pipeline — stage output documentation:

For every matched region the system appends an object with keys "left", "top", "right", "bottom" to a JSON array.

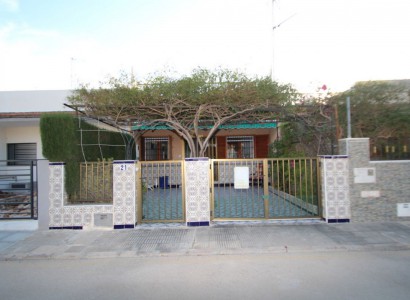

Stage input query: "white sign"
[
  {"left": 398, "top": 203, "right": 410, "bottom": 217},
  {"left": 354, "top": 168, "right": 376, "bottom": 183},
  {"left": 361, "top": 190, "right": 380, "bottom": 198},
  {"left": 234, "top": 167, "right": 249, "bottom": 189}
]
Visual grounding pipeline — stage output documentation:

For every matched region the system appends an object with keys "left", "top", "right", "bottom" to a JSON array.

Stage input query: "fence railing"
[
  {"left": 267, "top": 158, "right": 320, "bottom": 216},
  {"left": 137, "top": 160, "right": 184, "bottom": 223},
  {"left": 0, "top": 160, "right": 37, "bottom": 219},
  {"left": 211, "top": 158, "right": 320, "bottom": 220},
  {"left": 72, "top": 161, "right": 113, "bottom": 203}
]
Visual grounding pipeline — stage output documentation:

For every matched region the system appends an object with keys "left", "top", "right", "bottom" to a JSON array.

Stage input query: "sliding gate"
[
  {"left": 0, "top": 160, "right": 37, "bottom": 219},
  {"left": 211, "top": 158, "right": 321, "bottom": 220}
]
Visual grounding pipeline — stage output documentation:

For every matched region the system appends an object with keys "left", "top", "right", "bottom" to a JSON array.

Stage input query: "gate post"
[
  {"left": 320, "top": 156, "right": 350, "bottom": 223},
  {"left": 263, "top": 159, "right": 269, "bottom": 219},
  {"left": 136, "top": 161, "right": 142, "bottom": 225},
  {"left": 185, "top": 158, "right": 210, "bottom": 226},
  {"left": 37, "top": 159, "right": 50, "bottom": 230},
  {"left": 113, "top": 160, "right": 136, "bottom": 229}
]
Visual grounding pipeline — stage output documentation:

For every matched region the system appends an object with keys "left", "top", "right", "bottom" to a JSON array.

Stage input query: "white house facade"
[{"left": 0, "top": 90, "right": 72, "bottom": 161}]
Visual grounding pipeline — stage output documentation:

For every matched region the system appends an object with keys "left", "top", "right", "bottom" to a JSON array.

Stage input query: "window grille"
[
  {"left": 144, "top": 137, "right": 169, "bottom": 161},
  {"left": 226, "top": 136, "right": 254, "bottom": 159}
]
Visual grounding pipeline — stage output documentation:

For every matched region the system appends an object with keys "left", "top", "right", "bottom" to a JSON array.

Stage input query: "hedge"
[{"left": 40, "top": 113, "right": 134, "bottom": 199}]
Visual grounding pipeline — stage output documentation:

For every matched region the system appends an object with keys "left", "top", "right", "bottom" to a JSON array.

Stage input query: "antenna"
[{"left": 271, "top": 0, "right": 297, "bottom": 81}]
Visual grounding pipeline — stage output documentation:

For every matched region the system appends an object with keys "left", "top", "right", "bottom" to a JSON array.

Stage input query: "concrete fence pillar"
[
  {"left": 320, "top": 156, "right": 350, "bottom": 223},
  {"left": 184, "top": 158, "right": 210, "bottom": 226},
  {"left": 48, "top": 162, "right": 67, "bottom": 229},
  {"left": 37, "top": 159, "right": 50, "bottom": 230},
  {"left": 112, "top": 160, "right": 136, "bottom": 229}
]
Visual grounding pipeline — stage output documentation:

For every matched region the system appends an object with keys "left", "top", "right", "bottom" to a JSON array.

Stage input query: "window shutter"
[
  {"left": 217, "top": 136, "right": 226, "bottom": 158},
  {"left": 255, "top": 135, "right": 269, "bottom": 158}
]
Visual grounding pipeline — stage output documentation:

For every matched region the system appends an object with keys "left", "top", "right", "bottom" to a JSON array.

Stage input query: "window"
[
  {"left": 144, "top": 137, "right": 169, "bottom": 161},
  {"left": 7, "top": 143, "right": 37, "bottom": 165},
  {"left": 226, "top": 136, "right": 254, "bottom": 159}
]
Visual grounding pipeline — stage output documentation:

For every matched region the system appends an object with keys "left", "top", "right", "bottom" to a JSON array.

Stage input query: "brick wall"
[{"left": 339, "top": 138, "right": 410, "bottom": 222}]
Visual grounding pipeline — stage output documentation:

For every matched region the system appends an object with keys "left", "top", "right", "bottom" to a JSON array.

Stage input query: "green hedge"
[{"left": 40, "top": 113, "right": 134, "bottom": 199}]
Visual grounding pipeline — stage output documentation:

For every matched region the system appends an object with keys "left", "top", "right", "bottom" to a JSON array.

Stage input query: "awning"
[{"left": 132, "top": 122, "right": 277, "bottom": 131}]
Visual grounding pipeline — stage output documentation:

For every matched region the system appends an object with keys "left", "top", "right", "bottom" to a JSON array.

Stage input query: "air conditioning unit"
[{"left": 10, "top": 182, "right": 30, "bottom": 189}]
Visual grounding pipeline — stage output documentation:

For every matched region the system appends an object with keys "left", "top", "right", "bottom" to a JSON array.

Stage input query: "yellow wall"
[{"left": 140, "top": 131, "right": 184, "bottom": 160}]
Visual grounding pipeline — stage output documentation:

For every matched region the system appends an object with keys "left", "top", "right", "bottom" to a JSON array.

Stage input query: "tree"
[
  {"left": 269, "top": 86, "right": 335, "bottom": 157},
  {"left": 69, "top": 68, "right": 297, "bottom": 157},
  {"left": 331, "top": 80, "right": 410, "bottom": 140}
]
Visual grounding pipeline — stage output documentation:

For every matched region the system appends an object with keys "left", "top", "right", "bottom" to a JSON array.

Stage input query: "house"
[
  {"left": 133, "top": 122, "right": 279, "bottom": 161},
  {"left": 0, "top": 90, "right": 280, "bottom": 162},
  {"left": 0, "top": 90, "right": 72, "bottom": 222},
  {"left": 0, "top": 90, "right": 72, "bottom": 161}
]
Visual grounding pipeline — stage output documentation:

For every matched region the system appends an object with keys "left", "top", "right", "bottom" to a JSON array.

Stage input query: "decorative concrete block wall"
[
  {"left": 48, "top": 161, "right": 135, "bottom": 230},
  {"left": 339, "top": 138, "right": 410, "bottom": 222},
  {"left": 185, "top": 158, "right": 210, "bottom": 226},
  {"left": 112, "top": 161, "right": 136, "bottom": 229},
  {"left": 320, "top": 156, "right": 350, "bottom": 222}
]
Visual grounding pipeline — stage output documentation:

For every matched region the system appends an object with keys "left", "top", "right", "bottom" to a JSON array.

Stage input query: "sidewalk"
[{"left": 1, "top": 220, "right": 410, "bottom": 260}]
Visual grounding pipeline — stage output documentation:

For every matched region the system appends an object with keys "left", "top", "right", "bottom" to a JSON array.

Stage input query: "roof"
[
  {"left": 132, "top": 121, "right": 277, "bottom": 131},
  {"left": 0, "top": 111, "right": 75, "bottom": 119}
]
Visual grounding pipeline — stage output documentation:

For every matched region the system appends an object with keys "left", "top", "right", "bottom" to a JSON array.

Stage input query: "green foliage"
[
  {"left": 269, "top": 159, "right": 319, "bottom": 207},
  {"left": 40, "top": 113, "right": 78, "bottom": 161},
  {"left": 40, "top": 113, "right": 81, "bottom": 197},
  {"left": 77, "top": 120, "right": 131, "bottom": 161},
  {"left": 269, "top": 123, "right": 306, "bottom": 158},
  {"left": 69, "top": 68, "right": 297, "bottom": 157},
  {"left": 331, "top": 80, "right": 410, "bottom": 140},
  {"left": 40, "top": 113, "right": 133, "bottom": 200},
  {"left": 330, "top": 80, "right": 410, "bottom": 159}
]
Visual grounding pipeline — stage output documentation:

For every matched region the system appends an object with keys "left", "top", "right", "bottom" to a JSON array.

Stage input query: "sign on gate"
[{"left": 234, "top": 167, "right": 249, "bottom": 189}]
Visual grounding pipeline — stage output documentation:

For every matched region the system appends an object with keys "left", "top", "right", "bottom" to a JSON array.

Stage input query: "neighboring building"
[{"left": 0, "top": 90, "right": 72, "bottom": 161}]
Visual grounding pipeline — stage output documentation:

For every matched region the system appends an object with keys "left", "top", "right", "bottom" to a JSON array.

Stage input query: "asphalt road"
[{"left": 1, "top": 250, "right": 410, "bottom": 300}]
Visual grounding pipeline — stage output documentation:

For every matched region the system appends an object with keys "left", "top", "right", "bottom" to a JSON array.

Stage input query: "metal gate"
[
  {"left": 0, "top": 160, "right": 37, "bottom": 220},
  {"left": 136, "top": 160, "right": 185, "bottom": 223},
  {"left": 211, "top": 158, "right": 321, "bottom": 220},
  {"left": 135, "top": 157, "right": 321, "bottom": 223}
]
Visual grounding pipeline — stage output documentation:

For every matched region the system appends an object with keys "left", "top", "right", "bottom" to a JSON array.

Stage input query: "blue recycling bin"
[{"left": 159, "top": 176, "right": 169, "bottom": 189}]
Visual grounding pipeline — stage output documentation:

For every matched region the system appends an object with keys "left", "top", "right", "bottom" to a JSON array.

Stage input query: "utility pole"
[{"left": 346, "top": 96, "right": 352, "bottom": 138}]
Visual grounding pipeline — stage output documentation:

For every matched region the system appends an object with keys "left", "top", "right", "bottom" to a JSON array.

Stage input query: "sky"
[{"left": 1, "top": 0, "right": 410, "bottom": 93}]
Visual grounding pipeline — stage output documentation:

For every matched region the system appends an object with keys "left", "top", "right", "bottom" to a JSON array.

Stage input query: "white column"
[
  {"left": 185, "top": 158, "right": 210, "bottom": 226},
  {"left": 321, "top": 156, "right": 350, "bottom": 223},
  {"left": 113, "top": 160, "right": 136, "bottom": 229},
  {"left": 37, "top": 159, "right": 50, "bottom": 230}
]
